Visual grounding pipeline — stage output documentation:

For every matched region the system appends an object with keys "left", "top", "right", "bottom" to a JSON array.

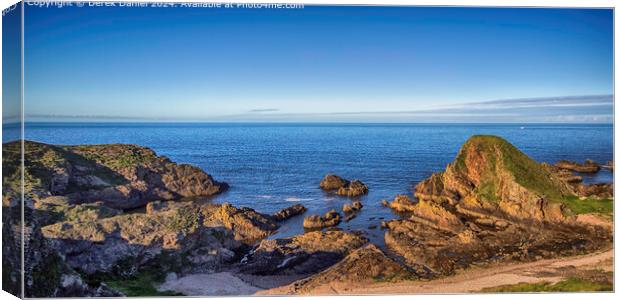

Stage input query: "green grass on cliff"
[
  {"left": 482, "top": 277, "right": 613, "bottom": 293},
  {"left": 456, "top": 135, "right": 567, "bottom": 203},
  {"left": 105, "top": 272, "right": 183, "bottom": 297},
  {"left": 562, "top": 196, "right": 613, "bottom": 216}
]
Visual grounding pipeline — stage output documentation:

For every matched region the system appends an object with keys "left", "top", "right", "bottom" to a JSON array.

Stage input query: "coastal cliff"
[{"left": 2, "top": 137, "right": 613, "bottom": 296}]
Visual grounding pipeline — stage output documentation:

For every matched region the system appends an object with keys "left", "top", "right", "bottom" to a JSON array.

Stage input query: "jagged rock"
[
  {"left": 555, "top": 159, "right": 601, "bottom": 173},
  {"left": 203, "top": 203, "right": 279, "bottom": 245},
  {"left": 303, "top": 210, "right": 341, "bottom": 229},
  {"left": 409, "top": 199, "right": 465, "bottom": 233},
  {"left": 41, "top": 202, "right": 277, "bottom": 275},
  {"left": 320, "top": 174, "right": 368, "bottom": 197},
  {"left": 272, "top": 204, "right": 307, "bottom": 222},
  {"left": 575, "top": 183, "right": 613, "bottom": 199},
  {"left": 239, "top": 231, "right": 367, "bottom": 276},
  {"left": 284, "top": 244, "right": 414, "bottom": 294},
  {"left": 17, "top": 140, "right": 228, "bottom": 210},
  {"left": 389, "top": 194, "right": 416, "bottom": 212},
  {"left": 380, "top": 199, "right": 389, "bottom": 206}
]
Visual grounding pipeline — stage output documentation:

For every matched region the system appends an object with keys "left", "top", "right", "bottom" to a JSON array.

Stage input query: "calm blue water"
[{"left": 23, "top": 123, "right": 614, "bottom": 245}]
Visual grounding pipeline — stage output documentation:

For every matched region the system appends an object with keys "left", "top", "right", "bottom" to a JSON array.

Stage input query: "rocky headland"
[{"left": 2, "top": 136, "right": 613, "bottom": 296}]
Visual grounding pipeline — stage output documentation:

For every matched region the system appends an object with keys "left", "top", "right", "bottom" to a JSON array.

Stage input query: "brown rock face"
[
  {"left": 303, "top": 210, "right": 342, "bottom": 229},
  {"left": 381, "top": 135, "right": 612, "bottom": 278},
  {"left": 414, "top": 135, "right": 574, "bottom": 223},
  {"left": 389, "top": 194, "right": 416, "bottom": 212},
  {"left": 320, "top": 174, "right": 368, "bottom": 197},
  {"left": 555, "top": 159, "right": 601, "bottom": 173}
]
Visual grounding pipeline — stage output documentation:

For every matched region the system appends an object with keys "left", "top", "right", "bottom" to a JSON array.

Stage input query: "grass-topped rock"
[
  {"left": 414, "top": 135, "right": 576, "bottom": 222},
  {"left": 9, "top": 140, "right": 229, "bottom": 209}
]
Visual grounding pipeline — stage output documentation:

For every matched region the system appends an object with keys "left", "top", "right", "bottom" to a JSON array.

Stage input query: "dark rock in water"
[
  {"left": 320, "top": 174, "right": 368, "bottom": 197},
  {"left": 272, "top": 204, "right": 307, "bottom": 222},
  {"left": 303, "top": 209, "right": 341, "bottom": 229},
  {"left": 342, "top": 200, "right": 363, "bottom": 216},
  {"left": 239, "top": 231, "right": 367, "bottom": 276},
  {"left": 338, "top": 180, "right": 369, "bottom": 197},
  {"left": 319, "top": 174, "right": 348, "bottom": 190},
  {"left": 380, "top": 199, "right": 389, "bottom": 206},
  {"left": 555, "top": 159, "right": 601, "bottom": 173}
]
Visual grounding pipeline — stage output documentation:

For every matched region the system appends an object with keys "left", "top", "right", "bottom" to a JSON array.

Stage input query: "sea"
[{"left": 16, "top": 123, "right": 616, "bottom": 246}]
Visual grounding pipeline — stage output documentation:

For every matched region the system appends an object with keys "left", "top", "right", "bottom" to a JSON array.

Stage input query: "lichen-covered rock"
[
  {"left": 41, "top": 202, "right": 277, "bottom": 275},
  {"left": 239, "top": 231, "right": 367, "bottom": 276},
  {"left": 303, "top": 210, "right": 342, "bottom": 229},
  {"left": 18, "top": 140, "right": 228, "bottom": 210}
]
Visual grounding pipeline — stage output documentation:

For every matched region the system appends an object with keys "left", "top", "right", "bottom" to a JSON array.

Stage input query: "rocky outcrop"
[
  {"left": 303, "top": 210, "right": 342, "bottom": 229},
  {"left": 272, "top": 204, "right": 307, "bottom": 222},
  {"left": 239, "top": 231, "right": 367, "bottom": 276},
  {"left": 384, "top": 217, "right": 610, "bottom": 277},
  {"left": 547, "top": 164, "right": 613, "bottom": 199},
  {"left": 20, "top": 140, "right": 228, "bottom": 210},
  {"left": 342, "top": 200, "right": 362, "bottom": 215},
  {"left": 41, "top": 201, "right": 278, "bottom": 275},
  {"left": 282, "top": 244, "right": 414, "bottom": 294},
  {"left": 382, "top": 135, "right": 613, "bottom": 277},
  {"left": 575, "top": 183, "right": 613, "bottom": 199},
  {"left": 555, "top": 159, "right": 601, "bottom": 173},
  {"left": 414, "top": 135, "right": 574, "bottom": 223},
  {"left": 389, "top": 194, "right": 416, "bottom": 212},
  {"left": 319, "top": 174, "right": 348, "bottom": 190},
  {"left": 319, "top": 174, "right": 368, "bottom": 197}
]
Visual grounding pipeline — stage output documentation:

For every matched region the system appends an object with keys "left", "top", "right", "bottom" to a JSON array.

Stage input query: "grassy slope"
[
  {"left": 455, "top": 135, "right": 567, "bottom": 202},
  {"left": 455, "top": 135, "right": 612, "bottom": 216},
  {"left": 483, "top": 277, "right": 613, "bottom": 293}
]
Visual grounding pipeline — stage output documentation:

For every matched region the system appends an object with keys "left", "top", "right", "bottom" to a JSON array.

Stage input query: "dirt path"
[{"left": 259, "top": 248, "right": 614, "bottom": 295}]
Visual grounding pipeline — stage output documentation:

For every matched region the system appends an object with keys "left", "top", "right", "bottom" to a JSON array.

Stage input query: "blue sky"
[{"left": 22, "top": 5, "right": 613, "bottom": 123}]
